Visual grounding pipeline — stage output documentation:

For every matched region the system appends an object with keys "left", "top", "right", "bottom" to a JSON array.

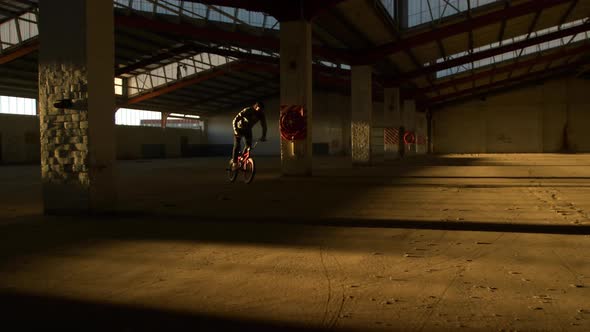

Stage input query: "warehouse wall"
[
  {"left": 115, "top": 126, "right": 206, "bottom": 159},
  {"left": 0, "top": 114, "right": 205, "bottom": 163},
  {"left": 0, "top": 114, "right": 40, "bottom": 163},
  {"left": 207, "top": 91, "right": 386, "bottom": 157},
  {"left": 432, "top": 76, "right": 590, "bottom": 153}
]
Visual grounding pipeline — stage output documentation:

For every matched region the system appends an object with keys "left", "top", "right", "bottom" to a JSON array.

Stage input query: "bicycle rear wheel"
[
  {"left": 227, "top": 159, "right": 238, "bottom": 182},
  {"left": 243, "top": 158, "right": 255, "bottom": 184}
]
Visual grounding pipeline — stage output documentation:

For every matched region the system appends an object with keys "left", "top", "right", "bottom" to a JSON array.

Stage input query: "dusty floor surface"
[{"left": 1, "top": 154, "right": 590, "bottom": 331}]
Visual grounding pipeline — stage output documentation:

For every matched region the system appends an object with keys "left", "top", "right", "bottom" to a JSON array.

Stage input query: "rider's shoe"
[{"left": 231, "top": 161, "right": 239, "bottom": 171}]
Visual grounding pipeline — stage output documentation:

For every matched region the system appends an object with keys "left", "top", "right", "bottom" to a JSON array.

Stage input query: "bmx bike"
[{"left": 227, "top": 141, "right": 259, "bottom": 184}]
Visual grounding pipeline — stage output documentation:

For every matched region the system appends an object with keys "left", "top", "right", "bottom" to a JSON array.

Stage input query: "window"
[
  {"left": 115, "top": 109, "right": 203, "bottom": 130},
  {"left": 116, "top": 108, "right": 161, "bottom": 126},
  {"left": 0, "top": 96, "right": 36, "bottom": 116},
  {"left": 114, "top": 78, "right": 124, "bottom": 96}
]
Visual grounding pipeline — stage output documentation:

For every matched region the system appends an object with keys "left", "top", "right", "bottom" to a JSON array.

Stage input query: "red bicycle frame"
[
  {"left": 237, "top": 142, "right": 257, "bottom": 169},
  {"left": 237, "top": 149, "right": 251, "bottom": 168}
]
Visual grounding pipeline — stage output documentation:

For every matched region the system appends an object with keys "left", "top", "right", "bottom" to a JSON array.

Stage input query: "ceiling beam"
[
  {"left": 422, "top": 43, "right": 590, "bottom": 94},
  {"left": 116, "top": 44, "right": 197, "bottom": 76},
  {"left": 385, "top": 20, "right": 590, "bottom": 85},
  {"left": 125, "top": 60, "right": 357, "bottom": 106},
  {"left": 558, "top": 0, "right": 579, "bottom": 26},
  {"left": 360, "top": 0, "right": 575, "bottom": 64},
  {"left": 190, "top": 77, "right": 279, "bottom": 106},
  {"left": 194, "top": 46, "right": 278, "bottom": 64},
  {"left": 0, "top": 5, "right": 36, "bottom": 26},
  {"left": 115, "top": 14, "right": 278, "bottom": 49},
  {"left": 4, "top": 15, "right": 348, "bottom": 77},
  {"left": 429, "top": 59, "right": 584, "bottom": 105},
  {"left": 181, "top": 0, "right": 348, "bottom": 21},
  {"left": 125, "top": 62, "right": 278, "bottom": 105},
  {"left": 496, "top": 2, "right": 509, "bottom": 43},
  {"left": 114, "top": 14, "right": 352, "bottom": 63},
  {"left": 0, "top": 40, "right": 39, "bottom": 65}
]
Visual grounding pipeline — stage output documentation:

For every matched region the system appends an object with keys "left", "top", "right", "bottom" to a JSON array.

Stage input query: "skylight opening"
[
  {"left": 380, "top": 0, "right": 395, "bottom": 19},
  {"left": 432, "top": 18, "right": 590, "bottom": 79},
  {"left": 115, "top": 0, "right": 280, "bottom": 30},
  {"left": 115, "top": 78, "right": 124, "bottom": 96},
  {"left": 127, "top": 53, "right": 237, "bottom": 96},
  {"left": 0, "top": 11, "right": 38, "bottom": 51},
  {"left": 408, "top": 0, "right": 498, "bottom": 28}
]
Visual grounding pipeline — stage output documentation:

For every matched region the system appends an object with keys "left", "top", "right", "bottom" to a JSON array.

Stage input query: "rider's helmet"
[{"left": 254, "top": 101, "right": 265, "bottom": 111}]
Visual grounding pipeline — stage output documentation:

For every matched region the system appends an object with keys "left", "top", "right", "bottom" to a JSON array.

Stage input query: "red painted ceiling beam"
[
  {"left": 115, "top": 14, "right": 352, "bottom": 63},
  {"left": 429, "top": 60, "right": 583, "bottom": 105},
  {"left": 422, "top": 42, "right": 590, "bottom": 94},
  {"left": 361, "top": 0, "right": 575, "bottom": 64},
  {"left": 0, "top": 40, "right": 39, "bottom": 65},
  {"left": 387, "top": 20, "right": 590, "bottom": 85},
  {"left": 125, "top": 62, "right": 278, "bottom": 105}
]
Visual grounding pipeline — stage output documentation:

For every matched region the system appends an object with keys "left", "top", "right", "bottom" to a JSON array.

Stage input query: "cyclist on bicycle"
[{"left": 231, "top": 101, "right": 267, "bottom": 170}]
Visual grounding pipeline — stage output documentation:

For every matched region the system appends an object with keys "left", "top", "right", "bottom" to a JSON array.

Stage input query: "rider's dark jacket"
[{"left": 232, "top": 106, "right": 267, "bottom": 138}]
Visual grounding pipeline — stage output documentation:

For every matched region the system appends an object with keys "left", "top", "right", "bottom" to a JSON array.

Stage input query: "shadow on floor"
[
  {"left": 0, "top": 289, "right": 363, "bottom": 332},
  {"left": 153, "top": 214, "right": 590, "bottom": 236},
  {"left": 1, "top": 214, "right": 589, "bottom": 267}
]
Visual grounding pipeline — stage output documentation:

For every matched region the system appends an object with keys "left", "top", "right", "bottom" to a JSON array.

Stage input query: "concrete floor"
[{"left": 1, "top": 154, "right": 590, "bottom": 331}]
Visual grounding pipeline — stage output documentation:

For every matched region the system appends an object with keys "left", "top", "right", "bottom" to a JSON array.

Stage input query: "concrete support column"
[
  {"left": 416, "top": 111, "right": 428, "bottom": 155},
  {"left": 402, "top": 99, "right": 416, "bottom": 156},
  {"left": 351, "top": 65, "right": 372, "bottom": 165},
  {"left": 384, "top": 87, "right": 401, "bottom": 159},
  {"left": 280, "top": 20, "right": 312, "bottom": 176},
  {"left": 38, "top": 0, "right": 116, "bottom": 214},
  {"left": 161, "top": 112, "right": 169, "bottom": 129}
]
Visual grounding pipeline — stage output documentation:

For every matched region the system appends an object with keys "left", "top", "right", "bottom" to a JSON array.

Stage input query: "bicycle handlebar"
[{"left": 244, "top": 140, "right": 263, "bottom": 153}]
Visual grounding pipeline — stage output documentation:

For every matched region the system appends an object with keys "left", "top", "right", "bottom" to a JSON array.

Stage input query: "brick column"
[
  {"left": 351, "top": 65, "right": 372, "bottom": 165},
  {"left": 38, "top": 0, "right": 116, "bottom": 214},
  {"left": 384, "top": 87, "right": 401, "bottom": 160}
]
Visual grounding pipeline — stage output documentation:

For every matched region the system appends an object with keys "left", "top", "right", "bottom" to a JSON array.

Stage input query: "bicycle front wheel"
[
  {"left": 227, "top": 159, "right": 238, "bottom": 182},
  {"left": 243, "top": 158, "right": 255, "bottom": 184}
]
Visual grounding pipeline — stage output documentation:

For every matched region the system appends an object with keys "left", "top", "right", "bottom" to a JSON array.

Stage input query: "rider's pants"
[{"left": 232, "top": 129, "right": 252, "bottom": 162}]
